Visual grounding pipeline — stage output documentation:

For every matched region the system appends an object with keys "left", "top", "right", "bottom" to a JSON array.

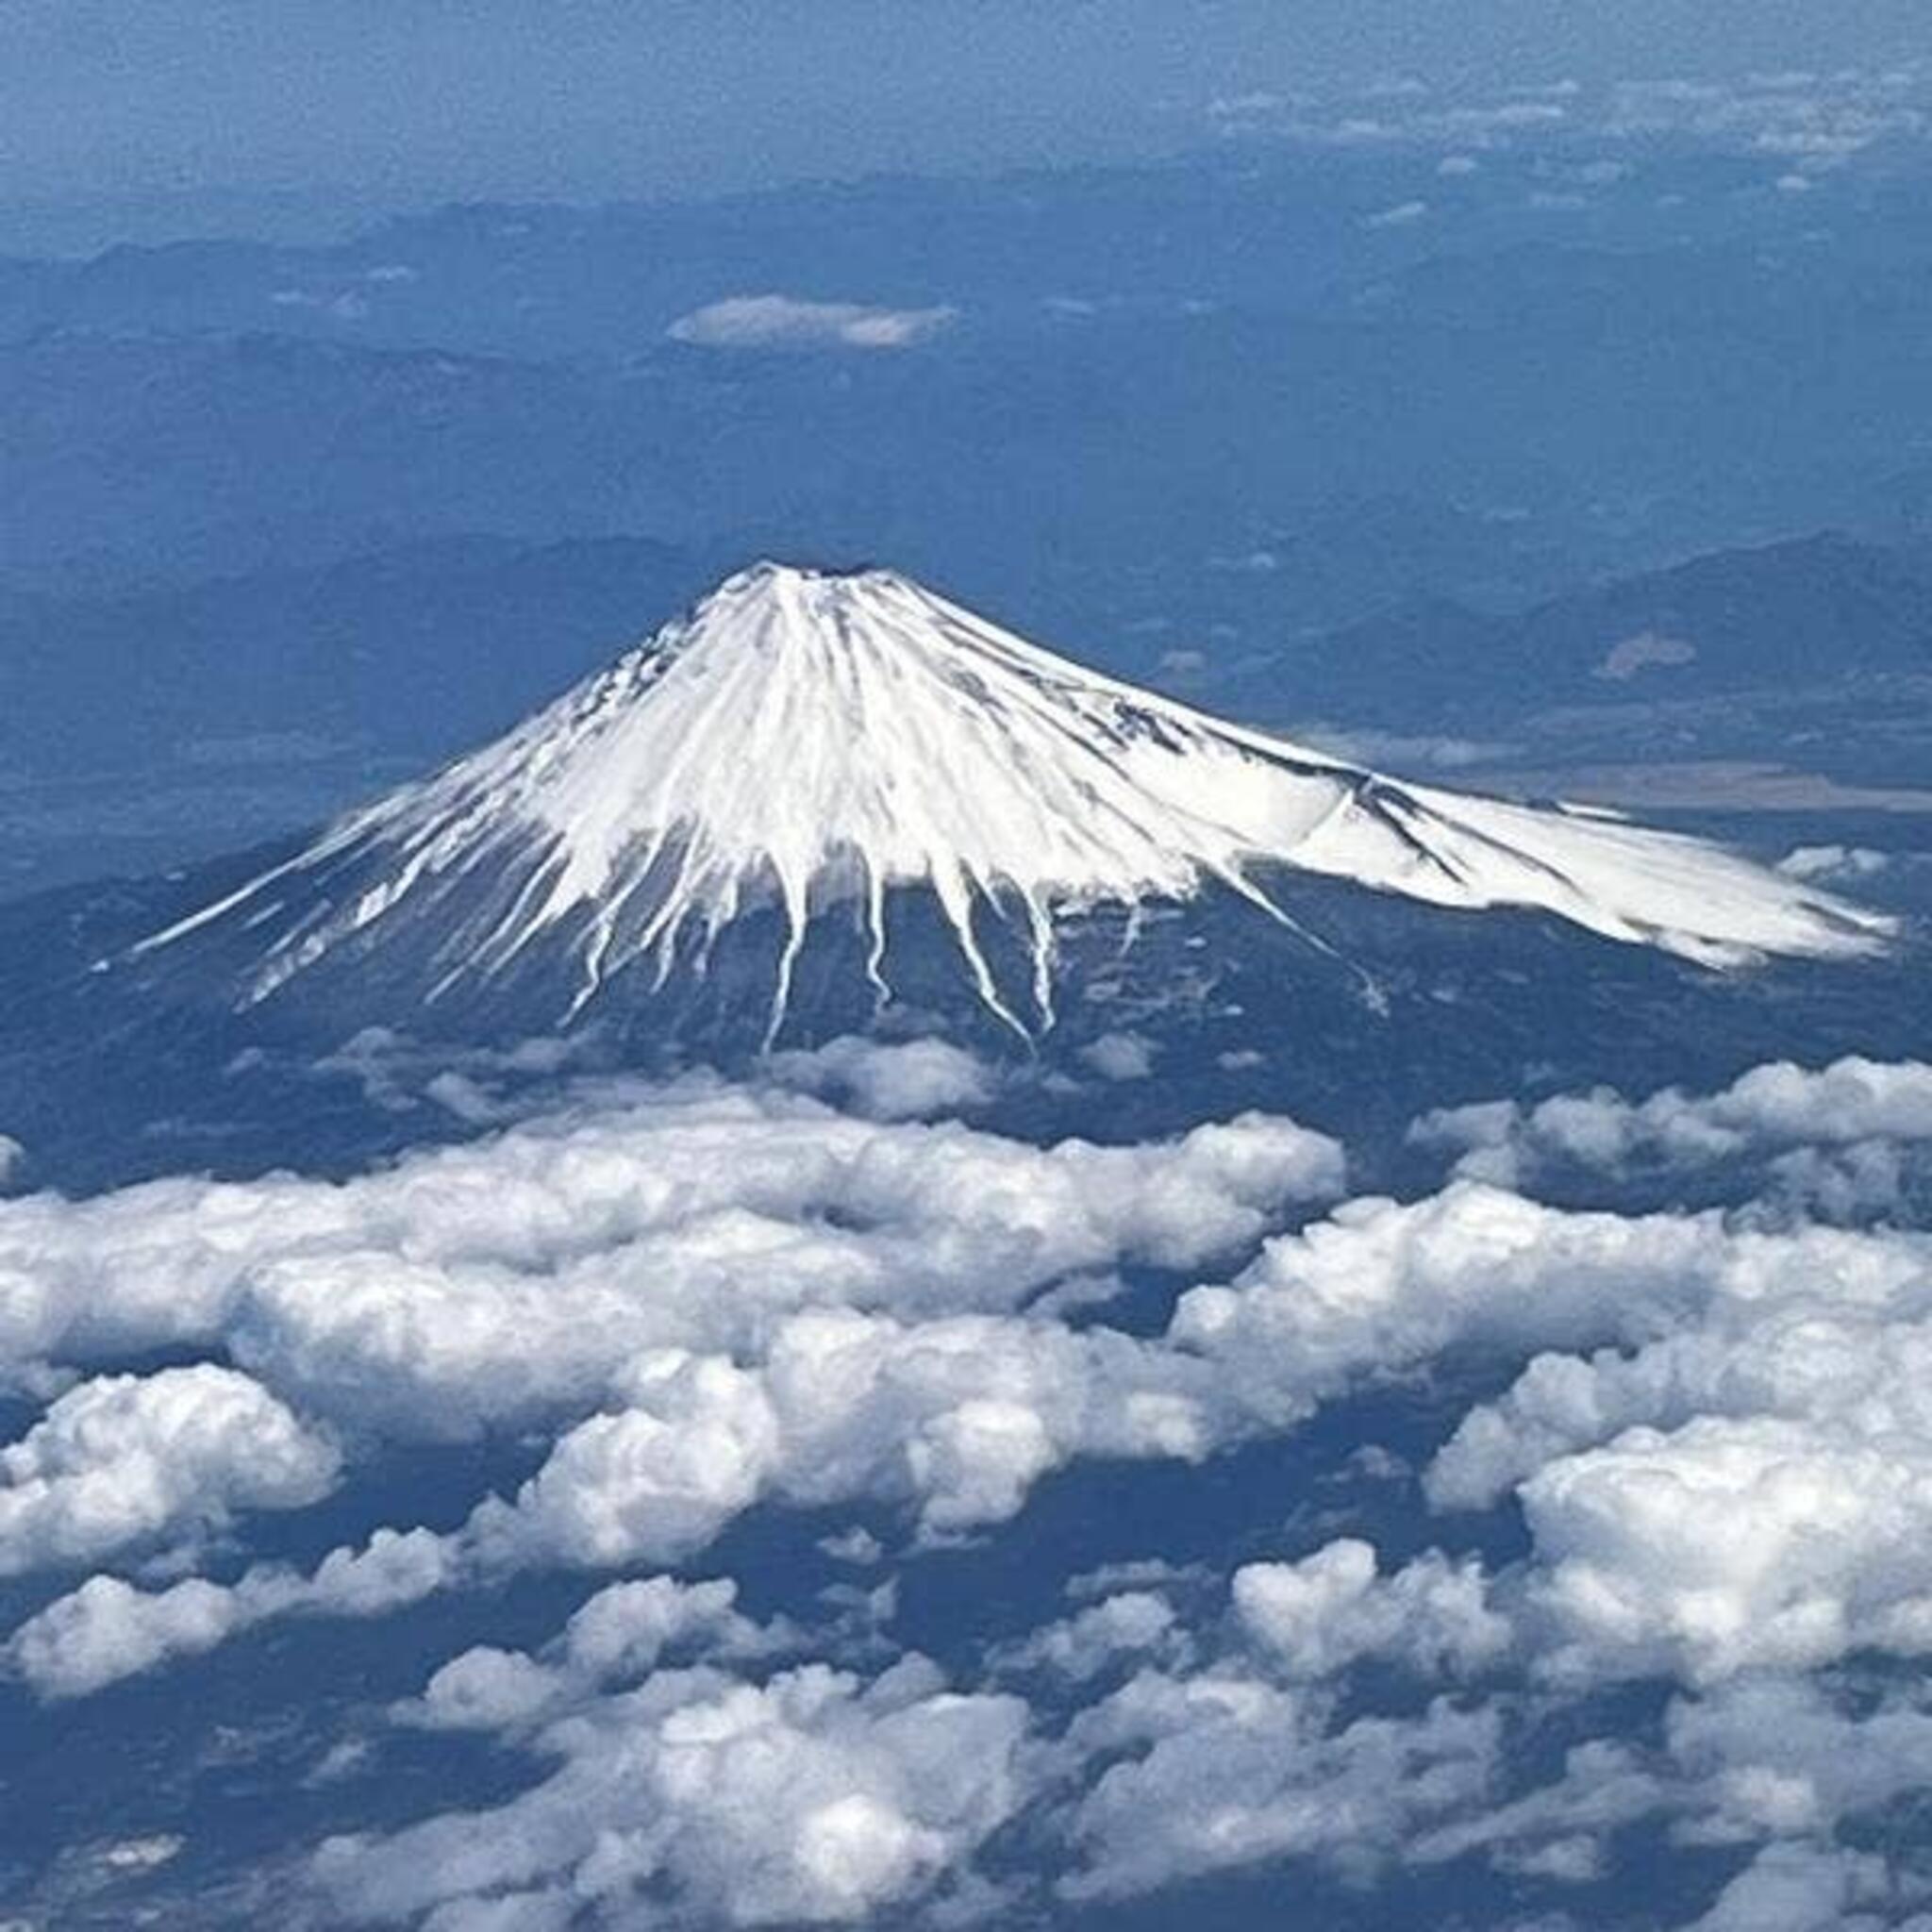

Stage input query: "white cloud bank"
[
  {"left": 0, "top": 1068, "right": 1343, "bottom": 1688},
  {"left": 0, "top": 1074, "right": 1341, "bottom": 1437},
  {"left": 1208, "top": 62, "right": 1932, "bottom": 186},
  {"left": 20, "top": 1061, "right": 1932, "bottom": 1714},
  {"left": 13, "top": 1054, "right": 1932, "bottom": 1926},
  {"left": 1412, "top": 1054, "right": 1932, "bottom": 1193}
]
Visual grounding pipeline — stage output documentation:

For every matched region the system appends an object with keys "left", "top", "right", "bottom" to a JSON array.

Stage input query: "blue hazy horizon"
[{"left": 6, "top": 0, "right": 1929, "bottom": 245}]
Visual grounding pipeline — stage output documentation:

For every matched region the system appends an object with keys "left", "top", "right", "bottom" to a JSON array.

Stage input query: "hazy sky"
[{"left": 5, "top": 0, "right": 1928, "bottom": 221}]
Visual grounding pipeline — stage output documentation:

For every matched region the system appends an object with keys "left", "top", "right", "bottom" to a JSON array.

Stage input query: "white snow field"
[{"left": 136, "top": 562, "right": 1887, "bottom": 1031}]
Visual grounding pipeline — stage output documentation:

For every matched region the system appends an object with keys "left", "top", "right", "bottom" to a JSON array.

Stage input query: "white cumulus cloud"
[
  {"left": 1412, "top": 1055, "right": 1932, "bottom": 1190},
  {"left": 315, "top": 1659, "right": 1028, "bottom": 1927},
  {"left": 9, "top": 1526, "right": 452, "bottom": 1698},
  {"left": 767, "top": 1036, "right": 995, "bottom": 1119},
  {"left": 1233, "top": 1539, "right": 1509, "bottom": 1681},
  {"left": 0, "top": 1364, "right": 336, "bottom": 1575}
]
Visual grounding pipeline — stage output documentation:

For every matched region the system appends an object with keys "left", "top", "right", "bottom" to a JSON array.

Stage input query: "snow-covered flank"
[{"left": 135, "top": 563, "right": 1886, "bottom": 1033}]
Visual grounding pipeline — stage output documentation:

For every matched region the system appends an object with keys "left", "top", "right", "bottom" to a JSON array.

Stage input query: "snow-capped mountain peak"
[{"left": 133, "top": 561, "right": 1887, "bottom": 1038}]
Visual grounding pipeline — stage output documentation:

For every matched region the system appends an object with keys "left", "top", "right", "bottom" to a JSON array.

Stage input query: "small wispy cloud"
[
  {"left": 1291, "top": 721, "right": 1518, "bottom": 772},
  {"left": 1777, "top": 844, "right": 1891, "bottom": 885},
  {"left": 1607, "top": 66, "right": 1930, "bottom": 169},
  {"left": 666, "top": 293, "right": 957, "bottom": 351},
  {"left": 1201, "top": 58, "right": 1932, "bottom": 183},
  {"left": 1594, "top": 630, "right": 1698, "bottom": 681}
]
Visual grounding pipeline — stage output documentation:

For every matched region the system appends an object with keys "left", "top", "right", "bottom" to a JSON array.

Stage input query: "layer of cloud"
[
  {"left": 1412, "top": 1054, "right": 1932, "bottom": 1195},
  {"left": 23, "top": 1067, "right": 1932, "bottom": 1710},
  {"left": 0, "top": 1074, "right": 1343, "bottom": 1690},
  {"left": 0, "top": 1075, "right": 1342, "bottom": 1437},
  {"left": 1208, "top": 62, "right": 1932, "bottom": 184},
  {"left": 20, "top": 1153, "right": 1932, "bottom": 1724},
  {"left": 10, "top": 1055, "right": 1932, "bottom": 1924}
]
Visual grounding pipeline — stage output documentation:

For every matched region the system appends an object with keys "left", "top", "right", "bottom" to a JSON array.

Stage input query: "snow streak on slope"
[{"left": 135, "top": 563, "right": 1887, "bottom": 1035}]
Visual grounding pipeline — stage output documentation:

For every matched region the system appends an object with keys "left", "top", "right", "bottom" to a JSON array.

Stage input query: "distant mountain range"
[
  {"left": 1207, "top": 531, "right": 1932, "bottom": 726},
  {"left": 9, "top": 159, "right": 1932, "bottom": 612}
]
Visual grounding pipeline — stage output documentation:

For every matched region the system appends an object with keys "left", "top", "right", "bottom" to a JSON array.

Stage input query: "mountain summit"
[{"left": 128, "top": 561, "right": 1884, "bottom": 1041}]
